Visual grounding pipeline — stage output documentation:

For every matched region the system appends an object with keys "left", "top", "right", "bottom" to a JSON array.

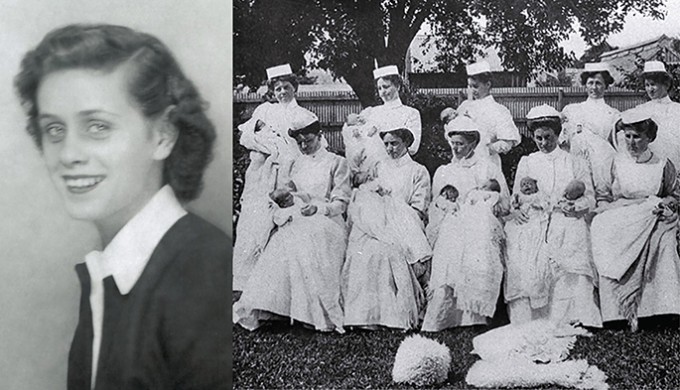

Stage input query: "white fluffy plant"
[{"left": 392, "top": 335, "right": 452, "bottom": 387}]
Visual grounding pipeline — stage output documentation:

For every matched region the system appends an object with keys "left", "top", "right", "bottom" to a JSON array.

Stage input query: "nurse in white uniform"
[
  {"left": 342, "top": 65, "right": 421, "bottom": 181},
  {"left": 455, "top": 61, "right": 521, "bottom": 168},
  {"left": 560, "top": 62, "right": 619, "bottom": 195},
  {"left": 233, "top": 64, "right": 321, "bottom": 291}
]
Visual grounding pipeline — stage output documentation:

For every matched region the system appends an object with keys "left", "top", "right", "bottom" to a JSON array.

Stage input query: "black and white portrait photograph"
[
  {"left": 232, "top": 1, "right": 680, "bottom": 389},
  {"left": 0, "top": 1, "right": 232, "bottom": 389}
]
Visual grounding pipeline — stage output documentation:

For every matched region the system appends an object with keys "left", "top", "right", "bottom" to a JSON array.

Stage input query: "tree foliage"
[{"left": 234, "top": 0, "right": 666, "bottom": 106}]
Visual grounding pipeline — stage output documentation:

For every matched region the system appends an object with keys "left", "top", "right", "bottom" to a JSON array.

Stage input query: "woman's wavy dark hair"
[
  {"left": 267, "top": 74, "right": 299, "bottom": 93},
  {"left": 643, "top": 72, "right": 673, "bottom": 90},
  {"left": 615, "top": 117, "right": 658, "bottom": 142},
  {"left": 580, "top": 71, "right": 614, "bottom": 87},
  {"left": 14, "top": 23, "right": 215, "bottom": 202},
  {"left": 468, "top": 72, "right": 493, "bottom": 86},
  {"left": 379, "top": 128, "right": 414, "bottom": 147},
  {"left": 376, "top": 74, "right": 403, "bottom": 90},
  {"left": 527, "top": 116, "right": 562, "bottom": 136}
]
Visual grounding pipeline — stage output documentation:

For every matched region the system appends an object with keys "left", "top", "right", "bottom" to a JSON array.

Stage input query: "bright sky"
[{"left": 562, "top": 1, "right": 680, "bottom": 57}]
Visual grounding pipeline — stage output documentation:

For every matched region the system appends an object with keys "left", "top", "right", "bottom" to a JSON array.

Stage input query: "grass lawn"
[{"left": 233, "top": 318, "right": 680, "bottom": 389}]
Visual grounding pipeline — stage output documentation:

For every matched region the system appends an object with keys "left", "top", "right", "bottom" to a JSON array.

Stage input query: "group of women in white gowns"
[{"left": 234, "top": 59, "right": 680, "bottom": 334}]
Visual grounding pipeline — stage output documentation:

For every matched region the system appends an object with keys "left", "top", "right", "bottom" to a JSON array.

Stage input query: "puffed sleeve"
[
  {"left": 493, "top": 105, "right": 521, "bottom": 145},
  {"left": 409, "top": 164, "right": 431, "bottom": 213},
  {"left": 238, "top": 103, "right": 275, "bottom": 154},
  {"left": 571, "top": 154, "right": 596, "bottom": 211},
  {"left": 406, "top": 107, "right": 423, "bottom": 155},
  {"left": 324, "top": 156, "right": 351, "bottom": 217},
  {"left": 559, "top": 104, "right": 577, "bottom": 146},
  {"left": 659, "top": 159, "right": 680, "bottom": 200}
]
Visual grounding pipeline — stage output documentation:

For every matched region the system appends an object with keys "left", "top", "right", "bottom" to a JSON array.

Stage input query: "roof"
[{"left": 600, "top": 34, "right": 673, "bottom": 59}]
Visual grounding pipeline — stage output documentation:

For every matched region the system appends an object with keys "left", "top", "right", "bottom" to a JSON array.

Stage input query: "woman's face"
[
  {"left": 274, "top": 80, "right": 296, "bottom": 104},
  {"left": 623, "top": 128, "right": 651, "bottom": 157},
  {"left": 377, "top": 78, "right": 399, "bottom": 103},
  {"left": 645, "top": 78, "right": 669, "bottom": 100},
  {"left": 36, "top": 67, "right": 171, "bottom": 227},
  {"left": 533, "top": 127, "right": 558, "bottom": 153},
  {"left": 448, "top": 134, "right": 476, "bottom": 159},
  {"left": 294, "top": 132, "right": 322, "bottom": 155},
  {"left": 382, "top": 132, "right": 408, "bottom": 159},
  {"left": 467, "top": 77, "right": 491, "bottom": 100},
  {"left": 586, "top": 74, "right": 607, "bottom": 99}
]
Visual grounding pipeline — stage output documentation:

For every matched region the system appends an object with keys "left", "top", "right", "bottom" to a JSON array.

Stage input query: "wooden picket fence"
[{"left": 233, "top": 87, "right": 648, "bottom": 150}]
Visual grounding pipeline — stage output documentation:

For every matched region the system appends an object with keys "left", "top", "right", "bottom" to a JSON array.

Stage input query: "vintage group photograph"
[{"left": 233, "top": 0, "right": 680, "bottom": 389}]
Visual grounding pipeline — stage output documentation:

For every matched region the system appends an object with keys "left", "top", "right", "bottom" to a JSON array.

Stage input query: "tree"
[
  {"left": 233, "top": 0, "right": 324, "bottom": 89},
  {"left": 235, "top": 0, "right": 666, "bottom": 106}
]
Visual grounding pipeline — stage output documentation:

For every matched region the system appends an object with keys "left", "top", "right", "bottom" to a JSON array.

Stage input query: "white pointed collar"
[
  {"left": 653, "top": 95, "right": 673, "bottom": 104},
  {"left": 586, "top": 97, "right": 606, "bottom": 106},
  {"left": 84, "top": 185, "right": 187, "bottom": 294}
]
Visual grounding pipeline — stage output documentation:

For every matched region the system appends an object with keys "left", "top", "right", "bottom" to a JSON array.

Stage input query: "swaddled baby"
[{"left": 512, "top": 177, "right": 550, "bottom": 218}]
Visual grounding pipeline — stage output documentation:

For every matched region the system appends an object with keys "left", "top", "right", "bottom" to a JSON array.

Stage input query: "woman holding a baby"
[
  {"left": 591, "top": 110, "right": 680, "bottom": 331},
  {"left": 341, "top": 126, "right": 432, "bottom": 331},
  {"left": 341, "top": 65, "right": 422, "bottom": 182},
  {"left": 504, "top": 104, "right": 602, "bottom": 328},
  {"left": 422, "top": 115, "right": 509, "bottom": 332},
  {"left": 234, "top": 115, "right": 351, "bottom": 333},
  {"left": 234, "top": 64, "right": 323, "bottom": 291}
]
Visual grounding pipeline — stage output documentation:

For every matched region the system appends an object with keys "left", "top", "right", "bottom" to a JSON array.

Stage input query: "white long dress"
[
  {"left": 422, "top": 154, "right": 508, "bottom": 331},
  {"left": 456, "top": 95, "right": 521, "bottom": 168},
  {"left": 561, "top": 97, "right": 619, "bottom": 195},
  {"left": 507, "top": 148, "right": 602, "bottom": 327},
  {"left": 342, "top": 153, "right": 431, "bottom": 330},
  {"left": 234, "top": 148, "right": 351, "bottom": 332},
  {"left": 591, "top": 153, "right": 680, "bottom": 324},
  {"left": 233, "top": 99, "right": 317, "bottom": 291},
  {"left": 342, "top": 98, "right": 422, "bottom": 177}
]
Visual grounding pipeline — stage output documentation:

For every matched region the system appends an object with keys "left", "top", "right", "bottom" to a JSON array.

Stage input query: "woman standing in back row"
[{"left": 455, "top": 61, "right": 521, "bottom": 168}]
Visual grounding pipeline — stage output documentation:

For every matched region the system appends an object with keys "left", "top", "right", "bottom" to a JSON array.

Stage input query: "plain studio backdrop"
[{"left": 0, "top": 1, "right": 232, "bottom": 388}]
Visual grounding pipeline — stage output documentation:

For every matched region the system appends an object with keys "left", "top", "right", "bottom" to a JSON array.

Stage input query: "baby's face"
[
  {"left": 280, "top": 193, "right": 295, "bottom": 208},
  {"left": 520, "top": 179, "right": 538, "bottom": 195},
  {"left": 442, "top": 188, "right": 458, "bottom": 201}
]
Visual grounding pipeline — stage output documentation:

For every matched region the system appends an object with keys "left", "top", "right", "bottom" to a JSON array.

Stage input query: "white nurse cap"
[
  {"left": 642, "top": 60, "right": 668, "bottom": 75},
  {"left": 444, "top": 114, "right": 479, "bottom": 135},
  {"left": 289, "top": 110, "right": 319, "bottom": 131},
  {"left": 619, "top": 109, "right": 653, "bottom": 125},
  {"left": 266, "top": 64, "right": 294, "bottom": 80},
  {"left": 526, "top": 104, "right": 560, "bottom": 120},
  {"left": 466, "top": 61, "right": 492, "bottom": 76},
  {"left": 373, "top": 65, "right": 400, "bottom": 79}
]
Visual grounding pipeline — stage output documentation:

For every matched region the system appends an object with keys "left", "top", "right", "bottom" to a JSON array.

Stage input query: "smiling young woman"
[{"left": 15, "top": 24, "right": 229, "bottom": 389}]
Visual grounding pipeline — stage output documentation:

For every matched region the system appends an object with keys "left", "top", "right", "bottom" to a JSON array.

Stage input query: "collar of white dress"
[
  {"left": 451, "top": 151, "right": 480, "bottom": 167},
  {"left": 541, "top": 147, "right": 564, "bottom": 161},
  {"left": 84, "top": 185, "right": 187, "bottom": 295},
  {"left": 302, "top": 145, "right": 328, "bottom": 159},
  {"left": 387, "top": 152, "right": 413, "bottom": 167},
  {"left": 475, "top": 95, "right": 495, "bottom": 104},
  {"left": 653, "top": 95, "right": 673, "bottom": 104},
  {"left": 280, "top": 98, "right": 300, "bottom": 110},
  {"left": 382, "top": 97, "right": 404, "bottom": 109},
  {"left": 586, "top": 97, "right": 606, "bottom": 106}
]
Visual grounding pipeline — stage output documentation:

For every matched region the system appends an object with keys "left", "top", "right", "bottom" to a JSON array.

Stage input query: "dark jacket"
[{"left": 68, "top": 214, "right": 230, "bottom": 390}]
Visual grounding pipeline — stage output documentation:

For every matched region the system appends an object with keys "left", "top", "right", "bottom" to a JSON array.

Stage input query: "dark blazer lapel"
[{"left": 68, "top": 264, "right": 94, "bottom": 390}]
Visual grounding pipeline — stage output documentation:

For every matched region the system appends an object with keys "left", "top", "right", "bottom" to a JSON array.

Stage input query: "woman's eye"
[
  {"left": 43, "top": 124, "right": 66, "bottom": 142},
  {"left": 86, "top": 122, "right": 111, "bottom": 136}
]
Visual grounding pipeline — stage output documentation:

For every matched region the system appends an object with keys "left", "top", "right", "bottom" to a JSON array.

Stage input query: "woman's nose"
[{"left": 59, "top": 133, "right": 88, "bottom": 166}]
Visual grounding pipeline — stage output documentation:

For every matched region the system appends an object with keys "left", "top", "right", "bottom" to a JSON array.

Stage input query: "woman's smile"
[{"left": 63, "top": 175, "right": 105, "bottom": 194}]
